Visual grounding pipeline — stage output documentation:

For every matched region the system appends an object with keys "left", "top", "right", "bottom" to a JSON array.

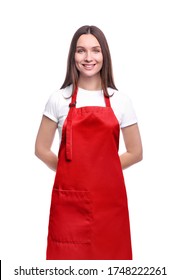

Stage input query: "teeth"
[{"left": 84, "top": 64, "right": 94, "bottom": 69}]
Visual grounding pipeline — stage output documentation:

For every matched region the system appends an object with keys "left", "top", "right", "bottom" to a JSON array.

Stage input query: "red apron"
[{"left": 46, "top": 88, "right": 132, "bottom": 260}]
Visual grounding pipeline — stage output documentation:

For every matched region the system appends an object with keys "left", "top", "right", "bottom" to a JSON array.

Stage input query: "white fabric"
[{"left": 43, "top": 85, "right": 138, "bottom": 142}]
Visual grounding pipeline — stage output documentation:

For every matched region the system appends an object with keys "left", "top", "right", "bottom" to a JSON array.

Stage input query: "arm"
[
  {"left": 35, "top": 116, "right": 58, "bottom": 171},
  {"left": 120, "top": 123, "right": 143, "bottom": 170}
]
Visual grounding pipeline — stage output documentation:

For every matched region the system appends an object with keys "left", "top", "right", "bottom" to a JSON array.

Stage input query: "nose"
[{"left": 84, "top": 51, "right": 92, "bottom": 62}]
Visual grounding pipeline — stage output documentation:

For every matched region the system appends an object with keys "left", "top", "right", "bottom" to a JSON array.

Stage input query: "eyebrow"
[{"left": 76, "top": 46, "right": 101, "bottom": 49}]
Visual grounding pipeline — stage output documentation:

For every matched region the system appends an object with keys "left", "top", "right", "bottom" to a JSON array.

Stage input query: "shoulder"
[
  {"left": 108, "top": 88, "right": 133, "bottom": 106},
  {"left": 47, "top": 85, "right": 72, "bottom": 103},
  {"left": 44, "top": 85, "right": 72, "bottom": 112},
  {"left": 108, "top": 88, "right": 137, "bottom": 128},
  {"left": 43, "top": 85, "right": 72, "bottom": 122}
]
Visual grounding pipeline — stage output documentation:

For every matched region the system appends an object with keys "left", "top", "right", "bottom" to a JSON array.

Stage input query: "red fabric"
[{"left": 46, "top": 88, "right": 132, "bottom": 260}]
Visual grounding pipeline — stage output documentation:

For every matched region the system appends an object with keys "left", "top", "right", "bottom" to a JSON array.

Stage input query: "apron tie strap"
[{"left": 66, "top": 88, "right": 78, "bottom": 161}]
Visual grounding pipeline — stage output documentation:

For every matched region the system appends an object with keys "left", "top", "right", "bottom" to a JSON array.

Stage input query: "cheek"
[
  {"left": 98, "top": 57, "right": 103, "bottom": 67},
  {"left": 97, "top": 55, "right": 103, "bottom": 64},
  {"left": 74, "top": 54, "right": 80, "bottom": 64},
  {"left": 75, "top": 53, "right": 84, "bottom": 63},
  {"left": 75, "top": 62, "right": 80, "bottom": 71}
]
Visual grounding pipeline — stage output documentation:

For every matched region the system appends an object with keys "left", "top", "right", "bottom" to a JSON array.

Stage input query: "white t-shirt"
[{"left": 43, "top": 85, "right": 137, "bottom": 143}]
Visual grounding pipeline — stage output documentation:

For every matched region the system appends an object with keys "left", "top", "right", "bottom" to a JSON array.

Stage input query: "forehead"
[{"left": 76, "top": 34, "right": 100, "bottom": 47}]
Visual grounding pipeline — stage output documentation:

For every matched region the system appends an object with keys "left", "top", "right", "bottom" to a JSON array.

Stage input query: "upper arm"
[
  {"left": 121, "top": 123, "right": 143, "bottom": 158},
  {"left": 35, "top": 115, "right": 58, "bottom": 154}
]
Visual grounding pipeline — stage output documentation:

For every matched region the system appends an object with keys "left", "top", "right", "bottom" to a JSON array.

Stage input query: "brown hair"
[{"left": 60, "top": 25, "right": 117, "bottom": 96}]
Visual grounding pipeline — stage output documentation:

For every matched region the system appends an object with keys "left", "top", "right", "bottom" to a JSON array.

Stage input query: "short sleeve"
[
  {"left": 110, "top": 89, "right": 138, "bottom": 128},
  {"left": 120, "top": 96, "right": 138, "bottom": 128},
  {"left": 43, "top": 91, "right": 59, "bottom": 123}
]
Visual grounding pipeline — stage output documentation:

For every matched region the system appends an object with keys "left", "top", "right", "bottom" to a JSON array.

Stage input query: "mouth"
[{"left": 82, "top": 64, "right": 96, "bottom": 70}]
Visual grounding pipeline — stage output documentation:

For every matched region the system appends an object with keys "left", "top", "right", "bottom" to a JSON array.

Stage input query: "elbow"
[
  {"left": 35, "top": 148, "right": 40, "bottom": 159},
  {"left": 136, "top": 149, "right": 143, "bottom": 163},
  {"left": 35, "top": 144, "right": 43, "bottom": 160},
  {"left": 35, "top": 148, "right": 39, "bottom": 158}
]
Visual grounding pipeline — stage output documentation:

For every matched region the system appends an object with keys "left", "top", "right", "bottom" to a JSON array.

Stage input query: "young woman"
[{"left": 35, "top": 25, "right": 143, "bottom": 260}]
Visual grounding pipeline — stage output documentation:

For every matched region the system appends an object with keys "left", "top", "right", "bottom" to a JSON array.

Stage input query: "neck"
[{"left": 78, "top": 76, "right": 102, "bottom": 91}]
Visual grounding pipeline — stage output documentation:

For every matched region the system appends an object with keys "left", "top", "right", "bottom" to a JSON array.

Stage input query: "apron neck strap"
[
  {"left": 69, "top": 87, "right": 78, "bottom": 108},
  {"left": 104, "top": 95, "right": 111, "bottom": 107}
]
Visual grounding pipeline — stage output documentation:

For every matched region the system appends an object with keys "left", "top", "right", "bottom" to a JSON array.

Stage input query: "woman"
[{"left": 35, "top": 25, "right": 143, "bottom": 260}]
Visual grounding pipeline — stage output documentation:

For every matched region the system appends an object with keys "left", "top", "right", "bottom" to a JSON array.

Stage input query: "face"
[{"left": 75, "top": 34, "right": 103, "bottom": 78}]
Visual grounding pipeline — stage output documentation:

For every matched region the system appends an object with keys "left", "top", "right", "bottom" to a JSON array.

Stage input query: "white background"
[{"left": 0, "top": 0, "right": 180, "bottom": 279}]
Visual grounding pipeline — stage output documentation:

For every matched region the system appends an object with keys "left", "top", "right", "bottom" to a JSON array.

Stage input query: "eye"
[
  {"left": 93, "top": 48, "right": 101, "bottom": 53},
  {"left": 76, "top": 49, "right": 84, "bottom": 54}
]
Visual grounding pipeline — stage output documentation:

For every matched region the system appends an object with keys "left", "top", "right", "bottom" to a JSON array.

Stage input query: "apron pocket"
[{"left": 49, "top": 189, "right": 92, "bottom": 244}]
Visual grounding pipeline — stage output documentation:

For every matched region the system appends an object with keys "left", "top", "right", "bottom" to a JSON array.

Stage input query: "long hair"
[{"left": 60, "top": 25, "right": 117, "bottom": 96}]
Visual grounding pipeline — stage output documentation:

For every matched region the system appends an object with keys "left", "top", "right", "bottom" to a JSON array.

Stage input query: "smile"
[{"left": 82, "top": 64, "right": 96, "bottom": 70}]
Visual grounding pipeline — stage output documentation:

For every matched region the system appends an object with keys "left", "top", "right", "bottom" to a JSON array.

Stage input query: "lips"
[{"left": 82, "top": 64, "right": 96, "bottom": 70}]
